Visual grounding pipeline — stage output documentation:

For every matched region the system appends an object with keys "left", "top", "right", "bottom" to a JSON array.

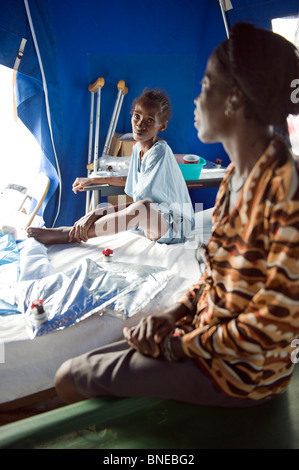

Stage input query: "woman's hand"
[
  {"left": 123, "top": 302, "right": 190, "bottom": 358},
  {"left": 160, "top": 334, "right": 186, "bottom": 361},
  {"left": 68, "top": 210, "right": 98, "bottom": 242}
]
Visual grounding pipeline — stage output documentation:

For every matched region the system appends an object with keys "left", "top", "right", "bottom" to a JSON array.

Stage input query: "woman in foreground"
[{"left": 55, "top": 23, "right": 299, "bottom": 407}]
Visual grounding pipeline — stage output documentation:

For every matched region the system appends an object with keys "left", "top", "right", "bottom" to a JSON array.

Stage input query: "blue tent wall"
[
  {"left": 0, "top": 0, "right": 298, "bottom": 226},
  {"left": 45, "top": 0, "right": 227, "bottom": 225}
]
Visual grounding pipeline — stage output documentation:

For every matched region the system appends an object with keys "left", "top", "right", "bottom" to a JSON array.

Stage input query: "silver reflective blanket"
[{"left": 0, "top": 258, "right": 173, "bottom": 338}]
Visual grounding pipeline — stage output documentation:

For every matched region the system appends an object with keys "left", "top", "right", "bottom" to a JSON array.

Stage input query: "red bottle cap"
[
  {"left": 102, "top": 248, "right": 113, "bottom": 256},
  {"left": 31, "top": 299, "right": 44, "bottom": 309}
]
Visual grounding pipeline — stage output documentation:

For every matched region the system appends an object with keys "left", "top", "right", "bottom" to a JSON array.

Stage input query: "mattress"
[{"left": 0, "top": 209, "right": 212, "bottom": 404}]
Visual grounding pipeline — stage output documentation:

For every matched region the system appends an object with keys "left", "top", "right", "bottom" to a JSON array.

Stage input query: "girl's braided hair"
[{"left": 131, "top": 88, "right": 172, "bottom": 122}]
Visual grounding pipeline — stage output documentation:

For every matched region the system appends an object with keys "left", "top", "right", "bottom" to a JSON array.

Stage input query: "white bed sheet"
[{"left": 0, "top": 209, "right": 212, "bottom": 404}]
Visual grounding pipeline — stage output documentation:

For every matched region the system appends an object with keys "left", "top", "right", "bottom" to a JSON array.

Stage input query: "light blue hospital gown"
[{"left": 125, "top": 140, "right": 195, "bottom": 244}]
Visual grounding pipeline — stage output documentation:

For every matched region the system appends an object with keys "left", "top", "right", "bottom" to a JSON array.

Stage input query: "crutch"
[
  {"left": 102, "top": 80, "right": 128, "bottom": 156},
  {"left": 86, "top": 77, "right": 105, "bottom": 213}
]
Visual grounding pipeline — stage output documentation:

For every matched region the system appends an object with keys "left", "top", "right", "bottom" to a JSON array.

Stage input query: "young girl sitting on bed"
[{"left": 27, "top": 89, "right": 194, "bottom": 245}]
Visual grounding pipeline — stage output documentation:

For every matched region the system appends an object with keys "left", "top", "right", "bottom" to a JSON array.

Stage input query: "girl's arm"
[{"left": 72, "top": 176, "right": 127, "bottom": 194}]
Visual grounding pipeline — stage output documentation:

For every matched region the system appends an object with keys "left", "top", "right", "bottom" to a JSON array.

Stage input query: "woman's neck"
[{"left": 223, "top": 124, "right": 274, "bottom": 178}]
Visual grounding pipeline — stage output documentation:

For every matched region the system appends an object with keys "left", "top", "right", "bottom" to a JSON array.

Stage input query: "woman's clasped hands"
[{"left": 123, "top": 303, "right": 188, "bottom": 360}]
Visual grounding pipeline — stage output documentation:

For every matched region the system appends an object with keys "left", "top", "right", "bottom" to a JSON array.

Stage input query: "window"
[
  {"left": 0, "top": 65, "right": 41, "bottom": 193},
  {"left": 272, "top": 16, "right": 299, "bottom": 156}
]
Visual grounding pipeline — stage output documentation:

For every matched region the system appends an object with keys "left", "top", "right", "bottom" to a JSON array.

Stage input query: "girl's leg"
[
  {"left": 27, "top": 200, "right": 168, "bottom": 244},
  {"left": 26, "top": 203, "right": 128, "bottom": 244},
  {"left": 93, "top": 199, "right": 169, "bottom": 241},
  {"left": 27, "top": 226, "right": 73, "bottom": 244}
]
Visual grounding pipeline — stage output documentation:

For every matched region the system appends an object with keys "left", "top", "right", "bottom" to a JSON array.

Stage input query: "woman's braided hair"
[{"left": 215, "top": 22, "right": 299, "bottom": 134}]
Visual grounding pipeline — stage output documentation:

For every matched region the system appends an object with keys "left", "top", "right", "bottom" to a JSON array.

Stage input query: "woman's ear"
[
  {"left": 224, "top": 86, "right": 245, "bottom": 117},
  {"left": 229, "top": 86, "right": 245, "bottom": 111}
]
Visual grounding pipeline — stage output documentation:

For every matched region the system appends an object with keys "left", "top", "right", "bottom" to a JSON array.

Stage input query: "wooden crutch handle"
[
  {"left": 117, "top": 80, "right": 127, "bottom": 94},
  {"left": 88, "top": 77, "right": 105, "bottom": 93}
]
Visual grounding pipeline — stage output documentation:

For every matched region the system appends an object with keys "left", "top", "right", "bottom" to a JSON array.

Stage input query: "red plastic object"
[{"left": 102, "top": 248, "right": 113, "bottom": 256}]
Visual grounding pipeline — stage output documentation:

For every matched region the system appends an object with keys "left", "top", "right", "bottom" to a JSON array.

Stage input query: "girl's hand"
[
  {"left": 72, "top": 178, "right": 91, "bottom": 194},
  {"left": 72, "top": 176, "right": 126, "bottom": 194},
  {"left": 68, "top": 210, "right": 98, "bottom": 242}
]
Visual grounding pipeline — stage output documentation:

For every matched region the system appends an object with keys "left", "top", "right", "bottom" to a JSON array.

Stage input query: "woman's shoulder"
[{"left": 268, "top": 138, "right": 299, "bottom": 201}]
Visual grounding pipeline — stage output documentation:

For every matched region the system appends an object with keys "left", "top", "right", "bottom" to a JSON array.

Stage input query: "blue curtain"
[{"left": 0, "top": 0, "right": 61, "bottom": 227}]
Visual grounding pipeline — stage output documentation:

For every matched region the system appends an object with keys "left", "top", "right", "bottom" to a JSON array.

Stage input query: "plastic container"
[
  {"left": 179, "top": 157, "right": 206, "bottom": 180},
  {"left": 183, "top": 154, "right": 199, "bottom": 164},
  {"left": 102, "top": 248, "right": 113, "bottom": 262}
]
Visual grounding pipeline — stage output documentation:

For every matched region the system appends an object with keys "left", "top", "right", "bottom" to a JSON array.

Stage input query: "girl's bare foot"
[{"left": 26, "top": 226, "right": 72, "bottom": 245}]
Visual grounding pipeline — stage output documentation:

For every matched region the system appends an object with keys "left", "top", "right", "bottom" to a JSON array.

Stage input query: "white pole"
[
  {"left": 24, "top": 0, "right": 62, "bottom": 227},
  {"left": 219, "top": 0, "right": 231, "bottom": 38}
]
